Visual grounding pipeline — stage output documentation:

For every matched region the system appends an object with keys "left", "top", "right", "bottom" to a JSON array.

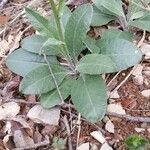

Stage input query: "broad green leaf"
[
  {"left": 101, "top": 29, "right": 133, "bottom": 41},
  {"left": 25, "top": 8, "right": 51, "bottom": 37},
  {"left": 71, "top": 75, "right": 107, "bottom": 122},
  {"left": 65, "top": 4, "right": 93, "bottom": 57},
  {"left": 76, "top": 54, "right": 117, "bottom": 74},
  {"left": 128, "top": 14, "right": 150, "bottom": 31},
  {"left": 83, "top": 37, "right": 100, "bottom": 53},
  {"left": 21, "top": 35, "right": 63, "bottom": 55},
  {"left": 127, "top": 0, "right": 150, "bottom": 20},
  {"left": 20, "top": 65, "right": 66, "bottom": 94},
  {"left": 92, "top": 0, "right": 125, "bottom": 17},
  {"left": 21, "top": 35, "right": 47, "bottom": 54},
  {"left": 49, "top": 6, "right": 71, "bottom": 39},
  {"left": 96, "top": 39, "right": 142, "bottom": 70},
  {"left": 91, "top": 5, "right": 116, "bottom": 26},
  {"left": 41, "top": 78, "right": 73, "bottom": 108},
  {"left": 5, "top": 48, "right": 58, "bottom": 77}
]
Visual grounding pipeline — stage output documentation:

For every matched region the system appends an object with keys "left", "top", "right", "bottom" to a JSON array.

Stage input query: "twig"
[
  {"left": 63, "top": 116, "right": 73, "bottom": 150},
  {"left": 0, "top": 0, "right": 8, "bottom": 9},
  {"left": 76, "top": 113, "right": 81, "bottom": 149},
  {"left": 1, "top": 97, "right": 39, "bottom": 105},
  {"left": 110, "top": 65, "right": 138, "bottom": 96},
  {"left": 137, "top": 30, "right": 146, "bottom": 48},
  {"left": 12, "top": 136, "right": 50, "bottom": 150},
  {"left": 107, "top": 112, "right": 150, "bottom": 123}
]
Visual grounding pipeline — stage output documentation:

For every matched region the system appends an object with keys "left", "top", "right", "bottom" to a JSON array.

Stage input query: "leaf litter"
[{"left": 0, "top": 0, "right": 150, "bottom": 149}]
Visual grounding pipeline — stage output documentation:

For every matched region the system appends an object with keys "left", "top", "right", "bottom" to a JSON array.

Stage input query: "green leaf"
[
  {"left": 128, "top": 14, "right": 150, "bottom": 31},
  {"left": 76, "top": 54, "right": 117, "bottom": 74},
  {"left": 65, "top": 4, "right": 93, "bottom": 57},
  {"left": 21, "top": 35, "right": 64, "bottom": 55},
  {"left": 125, "top": 135, "right": 149, "bottom": 150},
  {"left": 71, "top": 75, "right": 107, "bottom": 123},
  {"left": 92, "top": 0, "right": 125, "bottom": 17},
  {"left": 101, "top": 29, "right": 133, "bottom": 41},
  {"left": 49, "top": 6, "right": 71, "bottom": 39},
  {"left": 20, "top": 65, "right": 66, "bottom": 94},
  {"left": 91, "top": 5, "right": 116, "bottom": 26},
  {"left": 5, "top": 48, "right": 58, "bottom": 76},
  {"left": 127, "top": 0, "right": 150, "bottom": 20},
  {"left": 25, "top": 8, "right": 51, "bottom": 37},
  {"left": 21, "top": 35, "right": 47, "bottom": 54},
  {"left": 40, "top": 78, "right": 73, "bottom": 108},
  {"left": 83, "top": 37, "right": 100, "bottom": 53},
  {"left": 96, "top": 39, "right": 142, "bottom": 71}
]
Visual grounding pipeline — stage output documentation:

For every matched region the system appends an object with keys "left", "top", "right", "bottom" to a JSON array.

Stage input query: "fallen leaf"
[
  {"left": 0, "top": 102, "right": 20, "bottom": 120},
  {"left": 27, "top": 105, "right": 60, "bottom": 125},
  {"left": 77, "top": 142, "right": 89, "bottom": 150},
  {"left": 105, "top": 120, "right": 115, "bottom": 133},
  {"left": 121, "top": 99, "right": 137, "bottom": 109},
  {"left": 2, "top": 76, "right": 20, "bottom": 96},
  {"left": 132, "top": 64, "right": 143, "bottom": 76},
  {"left": 141, "top": 90, "right": 150, "bottom": 98},
  {"left": 100, "top": 142, "right": 113, "bottom": 150},
  {"left": 141, "top": 43, "right": 150, "bottom": 59},
  {"left": 42, "top": 125, "right": 58, "bottom": 135},
  {"left": 0, "top": 15, "right": 9, "bottom": 26},
  {"left": 90, "top": 131, "right": 106, "bottom": 144},
  {"left": 13, "top": 130, "right": 34, "bottom": 148},
  {"left": 107, "top": 103, "right": 126, "bottom": 115},
  {"left": 135, "top": 128, "right": 145, "bottom": 133}
]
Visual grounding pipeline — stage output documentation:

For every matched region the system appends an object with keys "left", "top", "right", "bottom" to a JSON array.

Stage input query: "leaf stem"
[{"left": 49, "top": 0, "right": 76, "bottom": 72}]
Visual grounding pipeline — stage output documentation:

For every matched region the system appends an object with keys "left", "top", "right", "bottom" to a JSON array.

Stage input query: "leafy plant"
[
  {"left": 52, "top": 137, "right": 65, "bottom": 150},
  {"left": 92, "top": 0, "right": 150, "bottom": 31},
  {"left": 6, "top": 0, "right": 142, "bottom": 122},
  {"left": 125, "top": 135, "right": 149, "bottom": 150}
]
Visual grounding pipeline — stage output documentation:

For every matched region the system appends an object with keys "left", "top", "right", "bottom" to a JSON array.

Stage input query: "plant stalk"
[{"left": 49, "top": 0, "right": 76, "bottom": 72}]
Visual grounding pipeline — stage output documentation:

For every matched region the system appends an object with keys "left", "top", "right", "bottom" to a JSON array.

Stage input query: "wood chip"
[
  {"left": 0, "top": 102, "right": 20, "bottom": 120},
  {"left": 77, "top": 142, "right": 89, "bottom": 150},
  {"left": 100, "top": 142, "right": 113, "bottom": 150},
  {"left": 27, "top": 105, "right": 60, "bottom": 125},
  {"left": 107, "top": 103, "right": 126, "bottom": 115},
  {"left": 105, "top": 120, "right": 115, "bottom": 133},
  {"left": 90, "top": 131, "right": 106, "bottom": 144}
]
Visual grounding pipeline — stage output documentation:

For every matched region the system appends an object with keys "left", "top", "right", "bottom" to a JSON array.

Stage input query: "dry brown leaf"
[
  {"left": 121, "top": 99, "right": 137, "bottom": 110},
  {"left": 0, "top": 15, "right": 9, "bottom": 26},
  {"left": 105, "top": 120, "right": 115, "bottom": 133},
  {"left": 107, "top": 103, "right": 126, "bottom": 115},
  {"left": 27, "top": 105, "right": 60, "bottom": 125},
  {"left": 13, "top": 130, "right": 34, "bottom": 148},
  {"left": 0, "top": 102, "right": 20, "bottom": 120}
]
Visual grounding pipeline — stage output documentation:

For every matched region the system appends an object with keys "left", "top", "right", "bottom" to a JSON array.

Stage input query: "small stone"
[{"left": 141, "top": 90, "right": 150, "bottom": 98}]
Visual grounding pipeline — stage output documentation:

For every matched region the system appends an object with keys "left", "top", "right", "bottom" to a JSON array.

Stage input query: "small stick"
[
  {"left": 76, "top": 113, "right": 81, "bottom": 149},
  {"left": 107, "top": 112, "right": 150, "bottom": 123},
  {"left": 63, "top": 116, "right": 73, "bottom": 150}
]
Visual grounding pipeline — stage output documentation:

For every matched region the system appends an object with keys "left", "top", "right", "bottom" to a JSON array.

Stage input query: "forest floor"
[{"left": 0, "top": 0, "right": 150, "bottom": 149}]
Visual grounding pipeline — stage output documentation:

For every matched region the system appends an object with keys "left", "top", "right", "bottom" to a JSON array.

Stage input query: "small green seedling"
[
  {"left": 125, "top": 135, "right": 149, "bottom": 150},
  {"left": 6, "top": 0, "right": 142, "bottom": 122},
  {"left": 52, "top": 137, "right": 65, "bottom": 150}
]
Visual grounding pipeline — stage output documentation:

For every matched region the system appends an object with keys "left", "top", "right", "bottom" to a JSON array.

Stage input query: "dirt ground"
[{"left": 0, "top": 0, "right": 150, "bottom": 150}]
